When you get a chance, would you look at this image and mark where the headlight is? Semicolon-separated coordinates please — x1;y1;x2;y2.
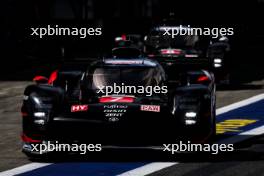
33;119;45;125
213;58;222;68
34;112;46;117
184;112;197;125
214;58;222;63
214;63;222;68
185;112;197;118
185;120;196;125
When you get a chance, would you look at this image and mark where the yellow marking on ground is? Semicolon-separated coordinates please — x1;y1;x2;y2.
216;119;257;134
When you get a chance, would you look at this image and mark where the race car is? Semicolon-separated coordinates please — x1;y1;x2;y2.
21;58;216;156
144;25;231;83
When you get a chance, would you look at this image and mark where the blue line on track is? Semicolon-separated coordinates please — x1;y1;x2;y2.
18;162;146;176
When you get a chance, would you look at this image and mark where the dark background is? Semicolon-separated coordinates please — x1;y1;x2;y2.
1;0;264;82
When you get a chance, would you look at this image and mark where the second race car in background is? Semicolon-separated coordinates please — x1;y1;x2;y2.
144;25;231;84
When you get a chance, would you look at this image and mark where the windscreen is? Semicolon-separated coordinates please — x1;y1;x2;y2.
91;67;156;90
148;29;199;49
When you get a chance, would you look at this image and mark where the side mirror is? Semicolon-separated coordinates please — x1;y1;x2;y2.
33;76;48;84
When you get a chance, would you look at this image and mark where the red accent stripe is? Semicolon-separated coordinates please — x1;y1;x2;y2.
197;75;209;82
99;96;134;103
121;34;126;41
48;70;58;84
21;111;28;117
21;133;42;143
33;76;48;82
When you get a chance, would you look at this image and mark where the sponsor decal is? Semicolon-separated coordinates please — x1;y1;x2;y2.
140;105;160;112
104;104;127;109
103;104;127;120
216;119;257;134
71;105;88;112
108;117;120;122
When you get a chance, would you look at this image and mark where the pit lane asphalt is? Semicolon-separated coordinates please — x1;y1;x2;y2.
0;80;264;175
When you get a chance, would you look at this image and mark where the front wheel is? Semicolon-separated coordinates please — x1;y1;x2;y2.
201;98;216;142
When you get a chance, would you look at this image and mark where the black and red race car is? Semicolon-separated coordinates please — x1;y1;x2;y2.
144;26;231;84
21;57;216;156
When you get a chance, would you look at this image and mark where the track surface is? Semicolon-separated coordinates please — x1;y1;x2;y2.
0;80;264;175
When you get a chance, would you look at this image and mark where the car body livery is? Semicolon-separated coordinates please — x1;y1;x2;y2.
21;58;216;156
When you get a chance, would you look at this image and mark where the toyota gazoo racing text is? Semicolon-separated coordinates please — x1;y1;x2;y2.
21;57;216;157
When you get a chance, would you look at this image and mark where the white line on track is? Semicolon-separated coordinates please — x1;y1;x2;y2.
0;163;51;176
216;93;264;115
1;93;264;176
117;162;178;176
218;124;264;144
